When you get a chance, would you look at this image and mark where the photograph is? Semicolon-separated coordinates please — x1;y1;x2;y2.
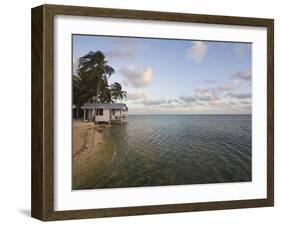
72;34;252;190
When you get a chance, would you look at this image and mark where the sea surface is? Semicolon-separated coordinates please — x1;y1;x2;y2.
89;115;252;189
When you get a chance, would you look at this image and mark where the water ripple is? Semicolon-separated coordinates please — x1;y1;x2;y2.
91;115;252;188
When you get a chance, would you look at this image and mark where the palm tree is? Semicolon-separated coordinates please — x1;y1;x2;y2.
111;82;127;102
77;51;115;103
73;75;82;119
99;80;113;103
73;51;130;119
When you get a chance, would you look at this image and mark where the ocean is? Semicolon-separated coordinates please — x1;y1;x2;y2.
88;115;252;189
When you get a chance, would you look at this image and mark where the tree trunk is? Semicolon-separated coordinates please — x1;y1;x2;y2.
76;106;79;119
96;80;100;103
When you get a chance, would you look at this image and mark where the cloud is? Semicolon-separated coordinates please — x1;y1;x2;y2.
106;38;138;59
226;92;251;99
207;100;248;109
186;41;207;63
137;98;179;106
211;71;251;93
215;83;237;92
173;99;182;104
202;80;217;84
126;91;147;100
140;99;166;106
232;72;251;81
240;100;251;105
119;66;153;88
241;105;252;110
194;88;220;101
105;47;136;59
173;70;251;108
234;43;251;57
196;102;207;106
158;104;178;109
227;101;238;106
179;95;197;103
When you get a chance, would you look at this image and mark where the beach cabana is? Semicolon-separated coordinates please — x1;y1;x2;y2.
81;103;128;124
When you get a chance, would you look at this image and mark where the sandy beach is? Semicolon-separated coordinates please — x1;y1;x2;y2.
72;121;114;189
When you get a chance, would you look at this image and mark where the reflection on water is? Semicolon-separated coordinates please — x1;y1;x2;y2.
88;115;251;189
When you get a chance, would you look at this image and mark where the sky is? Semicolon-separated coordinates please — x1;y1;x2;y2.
73;34;252;115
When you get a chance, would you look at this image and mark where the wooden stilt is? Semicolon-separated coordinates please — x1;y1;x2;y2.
83;109;86;122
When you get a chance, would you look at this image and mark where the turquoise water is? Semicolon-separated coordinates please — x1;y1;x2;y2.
91;115;252;189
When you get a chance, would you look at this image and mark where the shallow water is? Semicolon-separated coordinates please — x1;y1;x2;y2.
85;115;251;189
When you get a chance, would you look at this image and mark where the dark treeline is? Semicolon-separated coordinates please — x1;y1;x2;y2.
73;51;127;119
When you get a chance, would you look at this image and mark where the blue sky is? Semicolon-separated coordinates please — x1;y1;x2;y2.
73;35;252;114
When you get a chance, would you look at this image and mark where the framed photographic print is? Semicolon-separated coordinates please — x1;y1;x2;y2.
31;4;274;221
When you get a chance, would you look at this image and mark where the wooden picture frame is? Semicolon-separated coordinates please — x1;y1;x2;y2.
31;4;274;221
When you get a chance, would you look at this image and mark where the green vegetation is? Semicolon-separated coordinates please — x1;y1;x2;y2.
111;82;127;102
73;51;127;118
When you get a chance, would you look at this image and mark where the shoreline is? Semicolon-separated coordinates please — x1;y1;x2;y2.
72;121;114;189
